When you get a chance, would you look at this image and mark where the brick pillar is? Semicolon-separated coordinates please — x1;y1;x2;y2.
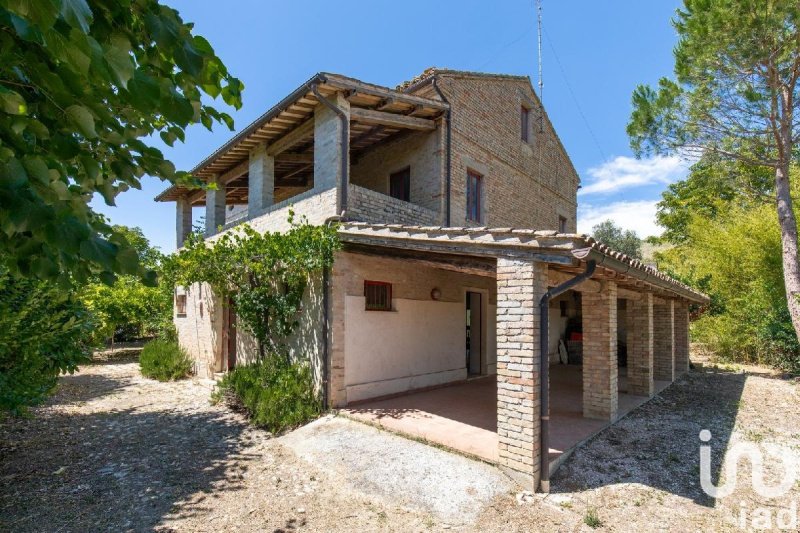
496;257;547;489
248;143;274;216
582;281;618;420
626;293;654;397
176;196;192;249
204;174;225;238
674;301;690;375
653;299;675;381
314;92;350;213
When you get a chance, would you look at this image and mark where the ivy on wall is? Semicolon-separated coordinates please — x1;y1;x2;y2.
171;214;340;359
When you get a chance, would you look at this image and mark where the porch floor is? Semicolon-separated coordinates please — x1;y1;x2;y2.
342;365;671;470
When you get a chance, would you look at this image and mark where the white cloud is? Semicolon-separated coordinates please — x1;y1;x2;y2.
579;155;688;196
578;200;662;238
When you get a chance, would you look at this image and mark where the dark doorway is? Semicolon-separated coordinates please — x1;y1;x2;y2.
225;300;237;371
389;167;411;202
466;291;483;376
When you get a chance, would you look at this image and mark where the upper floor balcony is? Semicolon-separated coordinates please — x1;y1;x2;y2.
156;73;448;247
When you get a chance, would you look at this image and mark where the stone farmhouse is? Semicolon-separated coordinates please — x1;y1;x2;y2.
156;69;708;491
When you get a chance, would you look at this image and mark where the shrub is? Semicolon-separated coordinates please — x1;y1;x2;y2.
139;339;192;381
213;356;321;433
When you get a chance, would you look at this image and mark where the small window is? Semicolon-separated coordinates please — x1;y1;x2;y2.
364;281;392;311
389;167;411;202
521;106;530;142
466;170;483;223
558;215;568;233
175;294;187;317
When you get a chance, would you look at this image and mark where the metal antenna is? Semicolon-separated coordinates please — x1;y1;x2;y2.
537;0;544;134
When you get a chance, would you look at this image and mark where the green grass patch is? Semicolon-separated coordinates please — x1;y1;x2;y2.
584;507;602;529
139;339;192;381
212;356;321;434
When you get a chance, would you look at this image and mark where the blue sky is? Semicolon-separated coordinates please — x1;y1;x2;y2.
93;0;689;253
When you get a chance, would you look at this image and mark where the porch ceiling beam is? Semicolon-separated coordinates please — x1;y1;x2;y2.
275;153;313;164
343;244;496;277
338;234;575;264
350;107;436;131
266;118;315;157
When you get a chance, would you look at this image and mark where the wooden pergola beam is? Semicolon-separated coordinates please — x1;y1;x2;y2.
350;107;436;131
266;118;315;157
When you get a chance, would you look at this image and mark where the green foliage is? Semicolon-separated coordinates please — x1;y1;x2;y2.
212;356;321;434
172;214;340;357
590;219;643;259
80;225;171;343
656;198;800;373
139;339;191;381
0;267;95;414
0;0;242;286
627;0;800;162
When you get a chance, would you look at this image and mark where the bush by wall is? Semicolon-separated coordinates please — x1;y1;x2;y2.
139;339;192;381
213;356;321;434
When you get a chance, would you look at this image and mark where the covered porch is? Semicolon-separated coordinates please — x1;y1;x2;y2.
335;223;708;491
343;365;671;472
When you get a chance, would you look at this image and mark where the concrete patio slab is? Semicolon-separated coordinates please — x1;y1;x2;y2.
280;415;513;524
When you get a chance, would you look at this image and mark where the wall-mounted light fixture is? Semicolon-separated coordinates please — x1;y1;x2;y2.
430;287;441;301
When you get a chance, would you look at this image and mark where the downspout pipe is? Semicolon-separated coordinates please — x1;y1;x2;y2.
319;214;343;409
430;76;452;226
538;254;596;492
310;83;349;217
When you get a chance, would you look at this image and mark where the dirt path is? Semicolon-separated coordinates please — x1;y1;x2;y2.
1;357;799;532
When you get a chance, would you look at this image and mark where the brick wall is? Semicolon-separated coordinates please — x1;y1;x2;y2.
582;281;618;420
495;258;546;489
350;129;443;216
412;74;579;231
674;301;690;375
653;300;675;382
626;293;654;397
347;184;438;226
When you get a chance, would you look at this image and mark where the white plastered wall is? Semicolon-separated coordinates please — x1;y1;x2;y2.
335;251;497;403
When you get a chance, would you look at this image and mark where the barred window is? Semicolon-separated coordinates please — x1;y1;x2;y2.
364;280;392;311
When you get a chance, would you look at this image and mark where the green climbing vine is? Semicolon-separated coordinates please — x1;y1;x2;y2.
170;213;340;359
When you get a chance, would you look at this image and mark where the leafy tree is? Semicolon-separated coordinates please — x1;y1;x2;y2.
591;219;643;259
627;0;800;339
0;0;242;286
656;155;771;244
0;266;95;414
80;225;171;344
172;216;340;360
656;200;800;373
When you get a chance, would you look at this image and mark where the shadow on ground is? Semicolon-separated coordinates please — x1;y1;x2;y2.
0;367;253;533
551;366;747;506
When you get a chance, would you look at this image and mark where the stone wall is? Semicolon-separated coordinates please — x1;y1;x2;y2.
347;184;438;226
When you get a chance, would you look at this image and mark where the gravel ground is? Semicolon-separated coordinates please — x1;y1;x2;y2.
1;354;798;532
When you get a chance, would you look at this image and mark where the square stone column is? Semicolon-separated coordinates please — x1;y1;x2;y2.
674;301;690;375
496;257;547;489
314;92;350;213
204;174;225;238
653;299;675;381
582;281;618;420
249;143;274;216
176;196;192;249
626;293;654;397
